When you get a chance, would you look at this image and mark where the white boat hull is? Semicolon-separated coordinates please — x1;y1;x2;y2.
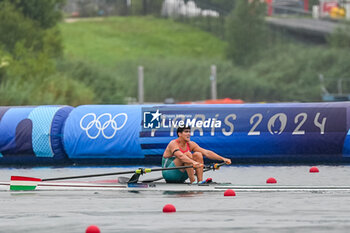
2;180;350;192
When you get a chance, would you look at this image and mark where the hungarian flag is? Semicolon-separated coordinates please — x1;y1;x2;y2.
10;176;41;191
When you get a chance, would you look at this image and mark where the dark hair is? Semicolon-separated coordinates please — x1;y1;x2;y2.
177;126;191;137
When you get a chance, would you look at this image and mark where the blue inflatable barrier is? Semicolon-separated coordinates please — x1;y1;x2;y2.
51;106;75;161
0;106;73;165
62;102;350;164
1;102;350;165
0;106;36;156
63;105;143;161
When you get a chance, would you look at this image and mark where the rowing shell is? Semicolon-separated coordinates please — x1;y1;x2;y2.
2;180;350;192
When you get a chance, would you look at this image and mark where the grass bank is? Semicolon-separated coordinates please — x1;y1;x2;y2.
59;16;350;104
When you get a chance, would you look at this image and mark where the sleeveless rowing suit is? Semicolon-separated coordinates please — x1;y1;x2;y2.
162;140;190;183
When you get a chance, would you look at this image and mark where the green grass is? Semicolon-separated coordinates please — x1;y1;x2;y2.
60;16;227;67
58;16;350;104
58;16;228;103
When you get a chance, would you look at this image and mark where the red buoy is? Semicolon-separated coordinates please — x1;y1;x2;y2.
309;166;319;173
86;225;100;233
163;204;176;213
266;177;277;184
224;189;236;196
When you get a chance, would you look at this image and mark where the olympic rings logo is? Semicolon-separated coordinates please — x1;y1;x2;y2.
80;113;128;139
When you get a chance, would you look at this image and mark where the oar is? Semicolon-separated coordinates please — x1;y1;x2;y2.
141;162;227;183
10;165;194;191
203;162;226;172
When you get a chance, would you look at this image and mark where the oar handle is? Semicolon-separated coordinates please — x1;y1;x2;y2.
204;162;226;172
148;162;225;173
213;162;226;169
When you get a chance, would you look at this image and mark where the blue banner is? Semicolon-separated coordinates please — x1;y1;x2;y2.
64;105;144;159
140;103;348;157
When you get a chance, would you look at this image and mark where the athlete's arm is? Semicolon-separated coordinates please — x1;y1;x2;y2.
168;141;202;167
190;142;231;164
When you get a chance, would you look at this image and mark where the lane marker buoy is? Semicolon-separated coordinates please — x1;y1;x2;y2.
163;204;176;213
224;189;236;196
309;166;319;173
86;225;100;233
266;177;277;184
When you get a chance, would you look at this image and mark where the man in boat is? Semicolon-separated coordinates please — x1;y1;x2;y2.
162;126;231;183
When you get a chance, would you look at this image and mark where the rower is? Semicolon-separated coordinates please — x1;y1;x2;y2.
162;126;232;183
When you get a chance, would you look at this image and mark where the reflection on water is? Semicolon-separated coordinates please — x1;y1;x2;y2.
10;192;38;197
162;191;205;197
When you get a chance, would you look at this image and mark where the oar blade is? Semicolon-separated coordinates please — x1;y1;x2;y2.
10;176;41;191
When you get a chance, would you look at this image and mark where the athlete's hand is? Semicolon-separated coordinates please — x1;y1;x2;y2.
223;158;231;165
192;161;204;168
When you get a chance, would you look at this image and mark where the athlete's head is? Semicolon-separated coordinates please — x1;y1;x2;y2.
177;126;191;141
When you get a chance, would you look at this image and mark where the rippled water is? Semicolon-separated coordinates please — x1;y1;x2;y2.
1;165;350;233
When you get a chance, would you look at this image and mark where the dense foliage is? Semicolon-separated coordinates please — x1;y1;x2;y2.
225;0;268;66
2;0;350;105
0;0;95;106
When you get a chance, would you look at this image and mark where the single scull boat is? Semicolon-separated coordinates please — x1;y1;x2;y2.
3;163;350;192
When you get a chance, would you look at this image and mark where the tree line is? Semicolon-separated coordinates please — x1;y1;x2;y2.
0;0;94;105
1;0;350;105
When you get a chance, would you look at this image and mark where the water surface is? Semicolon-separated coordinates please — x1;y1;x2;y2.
0;165;349;233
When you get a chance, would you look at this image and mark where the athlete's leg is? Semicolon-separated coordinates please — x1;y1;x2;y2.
192;152;204;182
174;152;196;183
162;157;188;183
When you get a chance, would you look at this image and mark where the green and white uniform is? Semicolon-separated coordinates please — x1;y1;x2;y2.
162;157;188;183
162;140;191;183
